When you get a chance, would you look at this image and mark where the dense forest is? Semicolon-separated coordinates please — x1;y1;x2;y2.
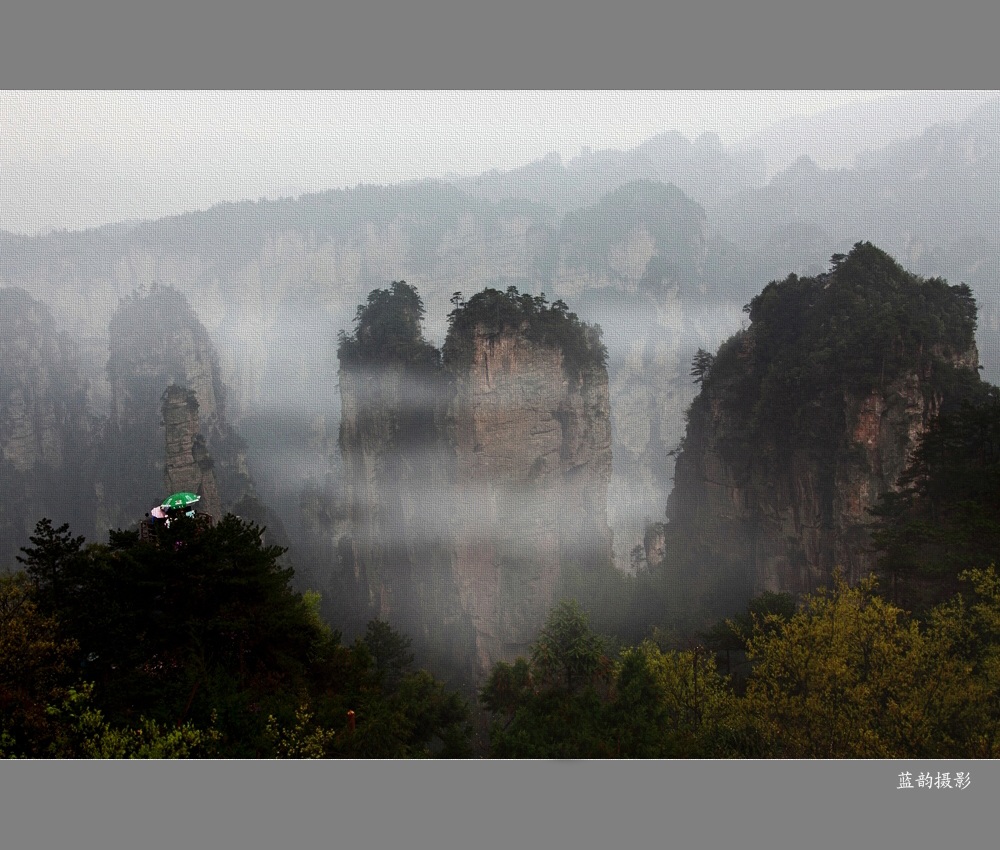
6;99;1000;757
5;516;1000;758
5;243;1000;758
2;516;470;758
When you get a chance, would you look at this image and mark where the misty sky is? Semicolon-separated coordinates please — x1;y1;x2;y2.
1;91;995;235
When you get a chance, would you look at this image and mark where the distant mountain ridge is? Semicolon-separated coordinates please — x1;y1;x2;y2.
3;100;1000;581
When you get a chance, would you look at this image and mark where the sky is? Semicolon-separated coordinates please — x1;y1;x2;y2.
0;91;991;235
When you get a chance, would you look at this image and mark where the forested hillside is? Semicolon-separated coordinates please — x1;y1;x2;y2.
5;101;1000;756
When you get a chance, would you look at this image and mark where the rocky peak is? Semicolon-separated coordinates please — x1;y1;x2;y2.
444;289;612;676
333;284;613;680
107;285;225;427
661;243;983;620
0;288;95;565
99;286;249;529
335;282;469;675
161;385;222;520
0;288;83;474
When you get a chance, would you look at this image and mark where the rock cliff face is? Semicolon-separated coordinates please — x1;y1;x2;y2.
0;289;83;474
0;288;96;565
448;323;613;674
337;359;464;653
548;180;728;568
334;283;475;677
161;385;223;520
334;284;612;679
0;179;737;572
660;244;983;620
108;286;225;428
100;286;250;530
667;364;973;605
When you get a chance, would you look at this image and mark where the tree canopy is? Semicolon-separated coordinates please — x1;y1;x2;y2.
337;281;440;368
692;242;981;466
2;515;471;758
872;389;1000;610
480;569;1000;758
443;286;607;380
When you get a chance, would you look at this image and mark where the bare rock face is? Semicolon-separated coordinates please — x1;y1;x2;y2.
669;365;967;607
0;288;96;564
101;286;250;528
660;244;983;621
334;284;613;680
108;286;225;429
449;325;613;676
546;180;737;569
161;385;222;520
0;289;77;474
334;282;475;677
337;358;476;678
338;362;454;606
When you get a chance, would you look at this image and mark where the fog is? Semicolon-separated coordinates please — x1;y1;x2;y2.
2;91;991;235
4;90;1000;675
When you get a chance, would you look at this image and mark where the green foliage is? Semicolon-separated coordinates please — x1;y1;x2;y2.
266;699;337;758
0;571;79;757
704;591;797;651
337;281;440;368
479;601;614;757
742;570;1000;758
529;600;607;692
689;348;715;384
362;619;415;691
16;519;88;614
15;504;1000;759
442;286;607;380
42;682;222;759
328;645;472;758
555;559;639;646
702;590;797;685
612;641;740;757
479;600;739;758
482;570;1000;758
7;516;472;758
872;390;1000;609
697;242;980;467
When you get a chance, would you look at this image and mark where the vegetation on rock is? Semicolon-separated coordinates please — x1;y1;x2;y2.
872;388;1000;610
337;281;440;368
695;241;979;466
443;285;607;380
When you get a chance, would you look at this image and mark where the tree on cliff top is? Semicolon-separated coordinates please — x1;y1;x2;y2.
442;285;606;379
337;281;440;368
692;242;981;465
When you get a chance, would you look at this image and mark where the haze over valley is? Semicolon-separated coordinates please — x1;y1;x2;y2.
5;92;1000;757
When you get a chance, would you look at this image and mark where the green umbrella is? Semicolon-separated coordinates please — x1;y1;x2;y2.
161;491;201;510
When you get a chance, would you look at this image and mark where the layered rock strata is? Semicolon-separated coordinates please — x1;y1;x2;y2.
448;327;613;674
660;244;983;620
161;385;223;520
335;286;613;679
